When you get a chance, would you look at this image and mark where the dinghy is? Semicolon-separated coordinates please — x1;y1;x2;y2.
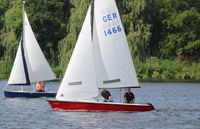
4;2;57;98
48;0;154;111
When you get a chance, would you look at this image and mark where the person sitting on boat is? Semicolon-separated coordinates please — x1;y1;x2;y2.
101;88;113;102
124;88;135;103
36;82;45;92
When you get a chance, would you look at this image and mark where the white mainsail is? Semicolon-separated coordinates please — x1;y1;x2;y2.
23;12;56;82
93;0;139;88
8;11;56;85
56;6;98;101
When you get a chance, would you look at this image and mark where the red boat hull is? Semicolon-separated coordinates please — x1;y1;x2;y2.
47;99;154;112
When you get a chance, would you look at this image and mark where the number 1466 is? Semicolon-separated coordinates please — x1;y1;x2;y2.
104;26;121;36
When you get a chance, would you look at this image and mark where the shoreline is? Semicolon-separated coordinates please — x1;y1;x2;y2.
140;79;200;83
1;78;200;83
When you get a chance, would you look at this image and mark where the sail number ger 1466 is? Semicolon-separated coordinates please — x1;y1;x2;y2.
102;12;122;36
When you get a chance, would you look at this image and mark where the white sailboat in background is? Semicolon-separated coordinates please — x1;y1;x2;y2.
48;0;154;111
4;1;57;98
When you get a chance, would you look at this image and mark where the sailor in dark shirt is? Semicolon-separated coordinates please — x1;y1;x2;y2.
101;89;112;102
124;88;135;103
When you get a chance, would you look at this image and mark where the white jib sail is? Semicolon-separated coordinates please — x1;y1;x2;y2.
56;6;98;101
23;12;56;82
8;39;27;84
93;0;139;88
8;12;56;85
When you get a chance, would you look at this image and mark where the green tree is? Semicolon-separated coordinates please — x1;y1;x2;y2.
58;0;90;76
26;0;70;65
116;0;152;62
158;0;200;61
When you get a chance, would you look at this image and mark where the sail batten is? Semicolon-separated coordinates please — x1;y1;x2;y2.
103;79;121;84
68;81;82;86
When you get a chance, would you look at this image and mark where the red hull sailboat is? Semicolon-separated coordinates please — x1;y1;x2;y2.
48;0;154;112
48;99;154;112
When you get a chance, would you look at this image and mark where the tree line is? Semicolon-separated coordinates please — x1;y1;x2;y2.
0;0;199;80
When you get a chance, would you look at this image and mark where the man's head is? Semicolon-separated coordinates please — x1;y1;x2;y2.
127;88;132;93
102;88;106;91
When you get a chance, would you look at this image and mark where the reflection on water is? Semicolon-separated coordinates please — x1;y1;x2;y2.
0;81;200;129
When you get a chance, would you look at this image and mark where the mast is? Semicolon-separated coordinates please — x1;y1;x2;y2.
90;0;94;40
21;0;30;85
90;0;101;100
90;0;98;87
22;1;25;41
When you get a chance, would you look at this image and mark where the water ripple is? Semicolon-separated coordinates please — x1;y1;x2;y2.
1;81;200;129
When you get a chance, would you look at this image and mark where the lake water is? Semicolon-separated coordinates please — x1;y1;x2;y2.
0;81;200;129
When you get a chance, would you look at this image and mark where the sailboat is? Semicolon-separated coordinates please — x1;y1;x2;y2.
48;0;154;111
4;2;57;98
